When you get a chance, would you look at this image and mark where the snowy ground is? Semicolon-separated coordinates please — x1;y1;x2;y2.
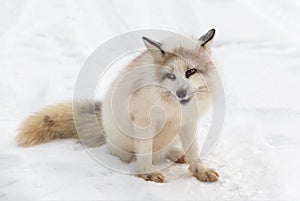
1;0;300;200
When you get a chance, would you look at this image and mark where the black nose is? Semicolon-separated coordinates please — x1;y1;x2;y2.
176;89;187;98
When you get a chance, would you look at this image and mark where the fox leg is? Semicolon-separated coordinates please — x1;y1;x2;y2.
134;138;165;183
179;125;219;182
166;146;187;164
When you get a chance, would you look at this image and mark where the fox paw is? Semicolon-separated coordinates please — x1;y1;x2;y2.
138;172;165;183
167;147;187;164
175;155;187;164
190;167;219;182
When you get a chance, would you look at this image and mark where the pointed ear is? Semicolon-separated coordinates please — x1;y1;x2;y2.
142;36;165;62
199;29;216;46
142;36;165;53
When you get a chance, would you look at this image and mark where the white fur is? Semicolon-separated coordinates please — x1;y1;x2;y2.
102;37;216;175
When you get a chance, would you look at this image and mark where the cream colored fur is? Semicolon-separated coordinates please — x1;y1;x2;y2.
17;29;219;183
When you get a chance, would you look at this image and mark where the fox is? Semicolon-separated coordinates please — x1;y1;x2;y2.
17;29;220;183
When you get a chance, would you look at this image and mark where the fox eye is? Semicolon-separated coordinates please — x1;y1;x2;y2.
186;68;197;78
166;73;176;80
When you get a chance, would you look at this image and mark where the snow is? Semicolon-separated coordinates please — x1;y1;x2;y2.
1;0;300;200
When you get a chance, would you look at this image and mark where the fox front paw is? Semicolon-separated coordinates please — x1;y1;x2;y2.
190;167;219;182
138;172;165;183
175;155;187;164
167;147;187;164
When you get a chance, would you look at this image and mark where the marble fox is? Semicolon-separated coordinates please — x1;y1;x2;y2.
17;29;220;183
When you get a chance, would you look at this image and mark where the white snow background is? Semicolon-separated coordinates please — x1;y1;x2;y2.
1;0;300;200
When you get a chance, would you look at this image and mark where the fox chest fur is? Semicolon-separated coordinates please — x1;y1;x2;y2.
129;86;182;152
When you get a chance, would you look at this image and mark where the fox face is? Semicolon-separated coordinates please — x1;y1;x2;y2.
156;53;209;106
142;29;216;106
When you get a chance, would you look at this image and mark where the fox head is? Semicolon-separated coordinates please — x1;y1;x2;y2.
142;29;216;106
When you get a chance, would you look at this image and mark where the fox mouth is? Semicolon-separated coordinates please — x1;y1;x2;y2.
179;98;191;106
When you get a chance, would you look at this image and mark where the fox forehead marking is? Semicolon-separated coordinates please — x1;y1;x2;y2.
163;56;197;76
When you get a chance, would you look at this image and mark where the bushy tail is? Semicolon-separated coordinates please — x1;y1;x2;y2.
17;100;106;147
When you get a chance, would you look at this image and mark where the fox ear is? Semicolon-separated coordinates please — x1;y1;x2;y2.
142;36;165;62
142;36;165;53
199;29;215;46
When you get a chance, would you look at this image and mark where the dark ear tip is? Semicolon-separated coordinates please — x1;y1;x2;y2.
142;36;165;54
142;36;154;45
142;36;151;43
209;28;216;35
199;28;216;46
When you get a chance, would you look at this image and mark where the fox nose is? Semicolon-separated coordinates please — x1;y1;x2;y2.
176;89;187;98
